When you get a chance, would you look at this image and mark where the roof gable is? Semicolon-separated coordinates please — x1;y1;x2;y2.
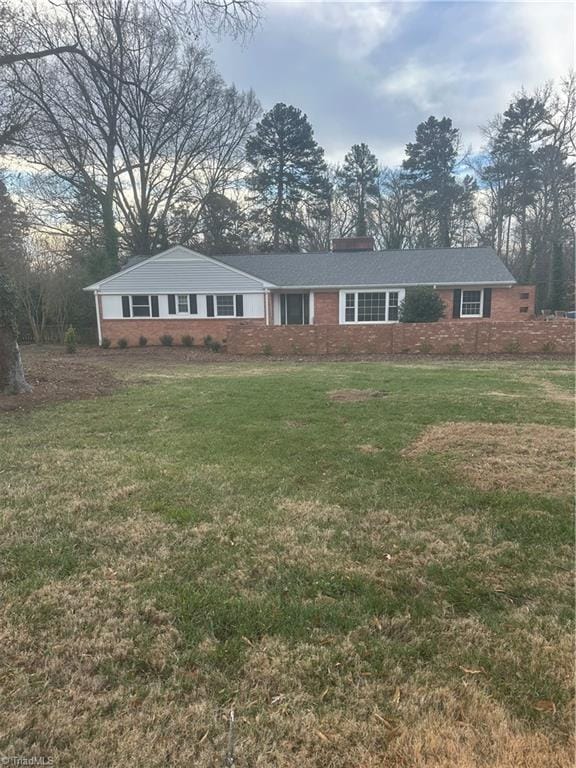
84;246;274;293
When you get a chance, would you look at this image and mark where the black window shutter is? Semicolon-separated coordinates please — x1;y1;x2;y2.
122;296;131;318
151;295;159;317
452;289;461;319
189;294;197;314
206;295;214;317
235;295;244;317
482;288;492;318
168;295;176;314
303;294;310;324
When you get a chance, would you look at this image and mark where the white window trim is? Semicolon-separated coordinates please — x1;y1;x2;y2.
340;289;405;324
176;294;189;314
215;294;236;318
130;295;151;318
460;289;484;318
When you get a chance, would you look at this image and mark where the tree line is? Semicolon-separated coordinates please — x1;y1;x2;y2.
0;0;574;353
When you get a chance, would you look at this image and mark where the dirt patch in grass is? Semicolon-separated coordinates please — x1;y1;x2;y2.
328;388;387;402
0;350;121;412
358;444;383;454
404;422;574;497
538;379;574;404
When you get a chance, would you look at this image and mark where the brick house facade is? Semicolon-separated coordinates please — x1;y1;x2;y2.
86;240;538;349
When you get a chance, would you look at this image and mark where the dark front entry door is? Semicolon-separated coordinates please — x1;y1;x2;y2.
280;293;310;325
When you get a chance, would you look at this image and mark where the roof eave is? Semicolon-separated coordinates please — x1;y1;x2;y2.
270;280;517;290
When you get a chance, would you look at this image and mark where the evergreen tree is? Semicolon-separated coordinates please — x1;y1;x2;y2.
547;241;566;311
65;183;108;281
491;96;546;271
0;179;30;393
246;103;329;251
0;178;27;271
335;143;379;236
200;192;251;254
402;116;461;247
453;175;478;247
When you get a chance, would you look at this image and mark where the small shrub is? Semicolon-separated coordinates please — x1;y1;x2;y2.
503;339;521;354
203;335;213;348
448;343;461;355
101;337;111;349
181;334;194;347
117;337;128;349
160;334;173;347
399;286;445;323
64;325;77;354
208;340;222;352
262;343;273;356
138;335;148;347
541;341;556;353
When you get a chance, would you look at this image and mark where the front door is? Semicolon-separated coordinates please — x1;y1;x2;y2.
280;293;310;325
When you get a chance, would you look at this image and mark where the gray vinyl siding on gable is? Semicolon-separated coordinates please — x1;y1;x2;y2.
96;260;266;294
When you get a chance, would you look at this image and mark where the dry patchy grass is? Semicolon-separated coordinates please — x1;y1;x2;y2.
327;388;387;402
0;358;573;766
404;421;574;497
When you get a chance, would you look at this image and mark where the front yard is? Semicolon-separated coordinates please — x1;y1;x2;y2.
0;350;573;766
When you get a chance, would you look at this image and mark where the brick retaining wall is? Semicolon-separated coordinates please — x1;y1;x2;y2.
227;321;574;356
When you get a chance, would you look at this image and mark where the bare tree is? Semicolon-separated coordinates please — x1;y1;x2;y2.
8;0;259;263
0;0;259;394
375;168;415;249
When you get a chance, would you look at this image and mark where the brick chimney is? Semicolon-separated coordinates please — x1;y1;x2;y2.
331;236;374;252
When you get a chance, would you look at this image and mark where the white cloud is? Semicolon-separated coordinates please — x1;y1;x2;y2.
500;1;574;85
270;0;418;60
378;58;463;110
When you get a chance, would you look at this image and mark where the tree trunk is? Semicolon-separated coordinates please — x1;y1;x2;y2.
0;326;32;394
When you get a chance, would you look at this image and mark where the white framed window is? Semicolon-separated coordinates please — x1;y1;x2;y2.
177;294;189;313
216;295;235;317
461;289;483;317
341;290;404;324
131;295;150;317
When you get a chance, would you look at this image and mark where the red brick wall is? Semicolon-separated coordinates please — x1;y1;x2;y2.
227;321;574;356
436;286;536;320
308;287;537;326
100;318;263;346
313;292;339;324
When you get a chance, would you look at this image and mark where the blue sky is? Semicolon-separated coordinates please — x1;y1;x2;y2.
212;1;575;166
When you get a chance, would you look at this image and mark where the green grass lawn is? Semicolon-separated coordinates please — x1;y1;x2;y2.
0;356;573;767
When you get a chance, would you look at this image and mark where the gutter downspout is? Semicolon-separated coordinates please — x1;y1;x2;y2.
94;291;102;346
264;289;270;326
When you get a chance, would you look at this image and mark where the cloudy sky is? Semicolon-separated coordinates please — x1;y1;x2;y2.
213;0;574;167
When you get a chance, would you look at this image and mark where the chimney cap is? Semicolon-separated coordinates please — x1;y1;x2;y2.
332;237;374;252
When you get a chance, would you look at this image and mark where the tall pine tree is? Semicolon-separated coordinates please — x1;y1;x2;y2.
336;143;379;237
0;178;31;393
246;103;329;251
402;116;460;247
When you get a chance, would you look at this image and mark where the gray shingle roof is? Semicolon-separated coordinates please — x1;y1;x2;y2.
215;246;516;288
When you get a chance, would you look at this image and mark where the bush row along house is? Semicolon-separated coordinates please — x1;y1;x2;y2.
85;237;536;346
